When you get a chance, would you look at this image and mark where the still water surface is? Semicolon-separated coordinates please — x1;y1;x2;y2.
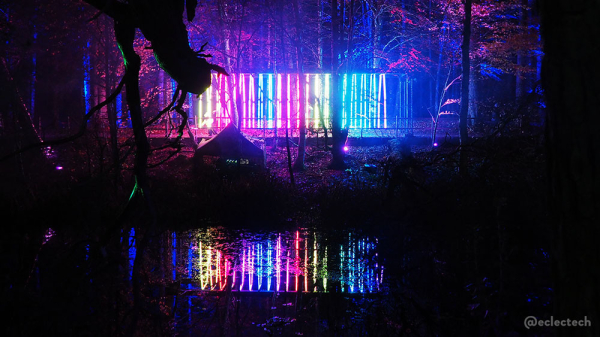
129;227;384;294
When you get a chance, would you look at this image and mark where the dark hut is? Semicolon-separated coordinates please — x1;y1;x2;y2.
193;123;265;170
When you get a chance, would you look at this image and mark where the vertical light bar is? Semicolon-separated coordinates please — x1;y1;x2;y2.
323;246;328;292
374;74;379;128
267;240;273;291
371;74;377;128
378;74;383;129
225;75;232;126
352;237;357;293
349;233;354;293
296;75;300;129
231;257;236;290
324;74;330;127
313;232;317;291
358;74;363;129
295;231;299;292
313;74;320;126
382;74;387;128
305;74;310;127
276;74;282;128
359;239;364;293
208;248;213;289
304;233;308;292
287;74;291;129
221;75;226;127
405;78;412;127
257;244;262;290
217;250;222;290
362;74;367;129
187;234;193;286
235;73;240;128
286;248;290;292
352;74;357;129
375;251;379;291
207;75;214;129
233;74;238;127
188;93;193;129
240;248;246;291
342;74;347;127
225;259;229;289
197;91;203;128
276;235;281;292
268;74;274;128
241;74;246;128
249;74;256;128
249;244;254;291
258;74;264;128
216;75;222;128
340;245;344;292
199;241;204;289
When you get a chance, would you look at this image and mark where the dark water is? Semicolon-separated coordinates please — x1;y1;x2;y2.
127;227;386;335
36;227;386;336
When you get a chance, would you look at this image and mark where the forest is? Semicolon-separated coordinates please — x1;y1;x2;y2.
1;0;598;336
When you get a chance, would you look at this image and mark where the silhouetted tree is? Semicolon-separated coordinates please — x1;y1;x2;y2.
459;0;471;173
540;1;600;336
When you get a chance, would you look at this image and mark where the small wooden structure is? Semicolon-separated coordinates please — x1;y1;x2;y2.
193;123;265;171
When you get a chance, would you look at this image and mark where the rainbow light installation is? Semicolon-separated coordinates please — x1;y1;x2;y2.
193;73;411;131
173;229;384;294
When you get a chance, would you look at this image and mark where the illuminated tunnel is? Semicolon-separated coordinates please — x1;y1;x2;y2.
192;73;413;134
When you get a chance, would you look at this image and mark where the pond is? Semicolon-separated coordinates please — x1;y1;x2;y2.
126;227;386;335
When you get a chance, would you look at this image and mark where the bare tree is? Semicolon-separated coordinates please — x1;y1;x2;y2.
459;0;472;174
292;0;306;171
329;0;346;169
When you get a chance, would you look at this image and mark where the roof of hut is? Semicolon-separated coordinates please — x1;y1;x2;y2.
194;123;264;163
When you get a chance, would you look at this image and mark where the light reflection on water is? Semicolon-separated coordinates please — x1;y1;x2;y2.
131;228;384;294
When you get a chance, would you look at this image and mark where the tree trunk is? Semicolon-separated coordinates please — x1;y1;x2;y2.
105;16;120;183
292;0;306;171
329;0;346;169
540;1;600;336
468;74;477;126
459;0;471;174
317;0;323;69
115;20;157;337
284;77;295;187
218;0;238;128
372;5;380;69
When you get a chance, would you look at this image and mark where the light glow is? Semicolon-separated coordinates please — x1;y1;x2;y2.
176;229;382;294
